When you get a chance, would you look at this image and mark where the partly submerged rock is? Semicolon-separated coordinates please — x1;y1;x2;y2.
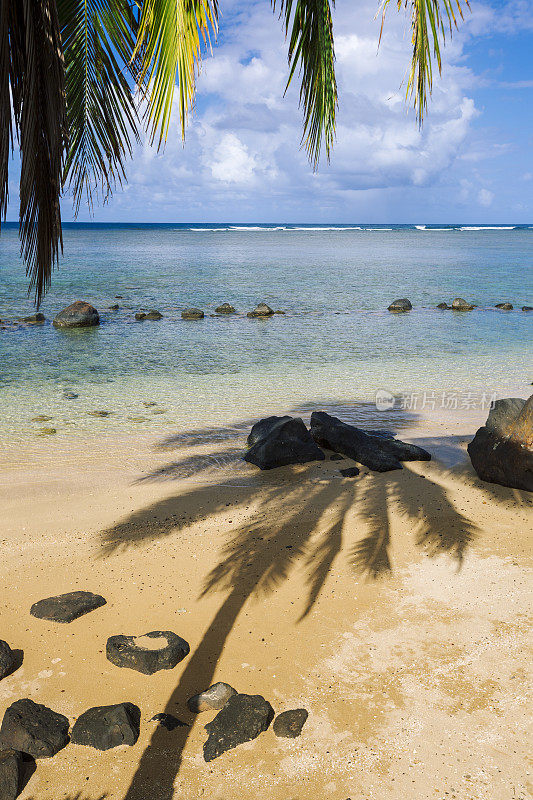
0;748;23;800
63;391;78;399
272;709;308;738
0;641;14;681
135;312;147;321
214;303;236;314
31;415;52;422
522;306;533;311
203;694;274;762
495;302;513;310
437;302;450;309
181;308;204;320
244;416;325;470
247;303;274;318
21;313;45;324
451;297;474;311
145;310;163;320
36;428;57;436
109;304;120;310
53;301;99;328
187;683;237;713
71;703;140;750
30;591;106;623
87;410;112;417
310;411;431;472
387;298;412;312
106;631;190;675
467;396;533;491
0;699;69;758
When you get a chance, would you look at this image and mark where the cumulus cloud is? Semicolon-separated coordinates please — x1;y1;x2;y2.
478;188;495;206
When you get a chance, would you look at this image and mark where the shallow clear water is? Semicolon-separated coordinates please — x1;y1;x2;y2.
1;223;532;440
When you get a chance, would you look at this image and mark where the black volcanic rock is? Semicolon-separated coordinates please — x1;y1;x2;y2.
310;411;431;472
468;396;533;491
30;591;106;623
0;700;69;758
203;694;274;762
106;631;190;675
71;703;140;750
244;416;325;470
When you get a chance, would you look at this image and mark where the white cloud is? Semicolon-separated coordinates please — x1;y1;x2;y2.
208;133;260;183
478;188;495;206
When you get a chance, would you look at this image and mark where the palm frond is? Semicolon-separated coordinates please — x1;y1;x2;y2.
381;0;467;125
134;0;219;147
17;0;67;306
274;0;337;168
58;0;140;213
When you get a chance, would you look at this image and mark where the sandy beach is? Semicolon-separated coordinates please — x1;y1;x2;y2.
1;403;531;800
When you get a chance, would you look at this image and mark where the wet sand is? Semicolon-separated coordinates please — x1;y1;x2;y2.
0;407;532;800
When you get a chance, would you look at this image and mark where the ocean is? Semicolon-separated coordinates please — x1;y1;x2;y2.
1;222;532;442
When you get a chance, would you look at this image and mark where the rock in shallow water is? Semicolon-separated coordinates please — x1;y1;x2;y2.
30;591;106;623
188;683;237;713
495;302;513;310
0;641;14;681
247;302;274;318
451;297;474;311
310;411;431;472
21;313;45;324
71;703;140;750
387;298;412;312
244;416;325;470
0;748;23;800
272;708;308;738
53;301;99;328
203;694;274;762
214;303;236;314
0;699;69;758
106;631;190;675
181;308;204;320
467;396;533;491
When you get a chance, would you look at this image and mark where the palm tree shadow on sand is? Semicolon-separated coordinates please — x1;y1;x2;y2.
96;402;521;800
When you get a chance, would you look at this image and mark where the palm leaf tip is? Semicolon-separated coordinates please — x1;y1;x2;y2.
134;0;219;148
381;0;467;125
274;0;338;168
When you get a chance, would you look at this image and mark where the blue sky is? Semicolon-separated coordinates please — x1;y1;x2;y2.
6;0;533;223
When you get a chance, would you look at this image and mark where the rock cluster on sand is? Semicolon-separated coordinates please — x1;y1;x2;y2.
387;298;412;312
0;748;22;800
30;591;106;623
0;641;14;680
181;308;204;320
310;411;431;472
214;303;236;314
71;703;140;751
272;709;308;738
106;631;190;675
188;683;237;713
203;694;274;762
0;699;69;758
247;303;274;318
468;395;533;491
244;416;325;470
53;301;99;328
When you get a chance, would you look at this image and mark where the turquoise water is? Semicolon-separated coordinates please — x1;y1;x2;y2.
0;223;532;439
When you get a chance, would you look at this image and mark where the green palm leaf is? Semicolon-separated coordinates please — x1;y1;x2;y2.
58;0;141;213
134;0;219;147
274;0;337;168
381;0;467;124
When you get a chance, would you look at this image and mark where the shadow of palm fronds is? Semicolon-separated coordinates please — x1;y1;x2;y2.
349;475;392;579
